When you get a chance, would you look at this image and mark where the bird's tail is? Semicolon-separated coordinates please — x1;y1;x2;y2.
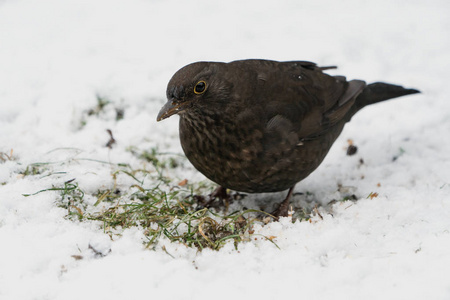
354;82;420;113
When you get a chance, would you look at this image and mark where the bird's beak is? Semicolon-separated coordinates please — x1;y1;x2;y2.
157;100;187;121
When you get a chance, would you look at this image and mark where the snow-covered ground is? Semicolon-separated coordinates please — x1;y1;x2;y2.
1;0;449;299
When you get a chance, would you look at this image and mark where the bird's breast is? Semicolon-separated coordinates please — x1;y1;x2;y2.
179;111;270;189
180;112;261;165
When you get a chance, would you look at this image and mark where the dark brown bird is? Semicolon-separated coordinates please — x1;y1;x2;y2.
157;59;419;216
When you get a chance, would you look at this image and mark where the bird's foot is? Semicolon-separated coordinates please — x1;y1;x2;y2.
271;186;295;220
194;186;230;210
209;186;229;201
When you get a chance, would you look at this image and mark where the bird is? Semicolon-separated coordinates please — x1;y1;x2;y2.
157;59;419;217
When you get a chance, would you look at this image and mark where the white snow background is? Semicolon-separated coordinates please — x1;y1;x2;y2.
1;0;449;299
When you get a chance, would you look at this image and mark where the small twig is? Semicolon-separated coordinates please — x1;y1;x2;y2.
105;129;116;149
88;244;111;258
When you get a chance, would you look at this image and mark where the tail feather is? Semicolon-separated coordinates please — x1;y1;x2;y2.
355;82;420;112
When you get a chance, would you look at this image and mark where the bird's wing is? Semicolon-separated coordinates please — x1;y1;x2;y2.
300;78;366;140
268;61;365;138
258;61;366;155
230;60;366;185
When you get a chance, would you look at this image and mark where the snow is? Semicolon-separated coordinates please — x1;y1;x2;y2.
1;0;450;299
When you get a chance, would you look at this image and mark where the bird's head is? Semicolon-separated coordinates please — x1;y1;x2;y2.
157;62;232;121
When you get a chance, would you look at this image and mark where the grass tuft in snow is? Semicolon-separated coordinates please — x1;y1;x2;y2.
0;149;15;162
127;146;182;172
79;95;125;128
86;184;277;250
22;149;283;251
23;178;86;220
19;162;52;177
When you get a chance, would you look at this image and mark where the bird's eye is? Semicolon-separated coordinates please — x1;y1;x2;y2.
194;81;207;94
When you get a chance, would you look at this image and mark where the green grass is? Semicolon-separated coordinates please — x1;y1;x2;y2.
22;148;282;251
19;162;52;177
86;183;277;250
79;95;125;128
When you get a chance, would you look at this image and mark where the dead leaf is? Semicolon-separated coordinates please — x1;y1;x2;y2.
178;179;188;186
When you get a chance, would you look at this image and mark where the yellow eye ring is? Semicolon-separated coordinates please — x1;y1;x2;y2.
194;81;207;94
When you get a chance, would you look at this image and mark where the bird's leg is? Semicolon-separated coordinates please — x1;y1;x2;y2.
272;186;295;219
209;186;228;200
197;186;230;209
